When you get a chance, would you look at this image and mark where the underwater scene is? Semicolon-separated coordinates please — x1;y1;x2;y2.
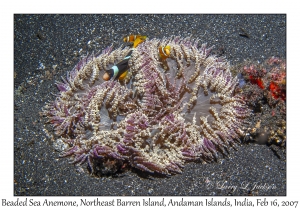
14;14;286;196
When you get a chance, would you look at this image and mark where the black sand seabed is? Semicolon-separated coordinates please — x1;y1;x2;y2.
14;14;286;196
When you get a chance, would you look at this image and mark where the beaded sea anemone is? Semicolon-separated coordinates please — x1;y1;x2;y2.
43;36;251;175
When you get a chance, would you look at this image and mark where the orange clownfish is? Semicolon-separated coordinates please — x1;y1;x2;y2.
123;34;147;48
158;45;171;61
123;34;147;43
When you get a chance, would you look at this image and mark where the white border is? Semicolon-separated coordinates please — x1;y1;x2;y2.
2;1;298;209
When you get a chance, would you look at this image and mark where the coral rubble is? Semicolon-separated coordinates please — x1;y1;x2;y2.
238;57;286;148
43;37;251;175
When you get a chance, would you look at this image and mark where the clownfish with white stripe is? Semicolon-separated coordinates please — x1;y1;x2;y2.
123;34;147;48
102;50;132;81
102;35;147;81
123;34;147;44
158;45;171;61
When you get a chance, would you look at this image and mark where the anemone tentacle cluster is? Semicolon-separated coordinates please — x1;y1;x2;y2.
43;36;251;175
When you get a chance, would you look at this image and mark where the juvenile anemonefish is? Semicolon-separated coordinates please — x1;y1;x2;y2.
103;35;147;81
123;34;147;48
123;34;147;43
158;45;171;61
133;37;146;48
